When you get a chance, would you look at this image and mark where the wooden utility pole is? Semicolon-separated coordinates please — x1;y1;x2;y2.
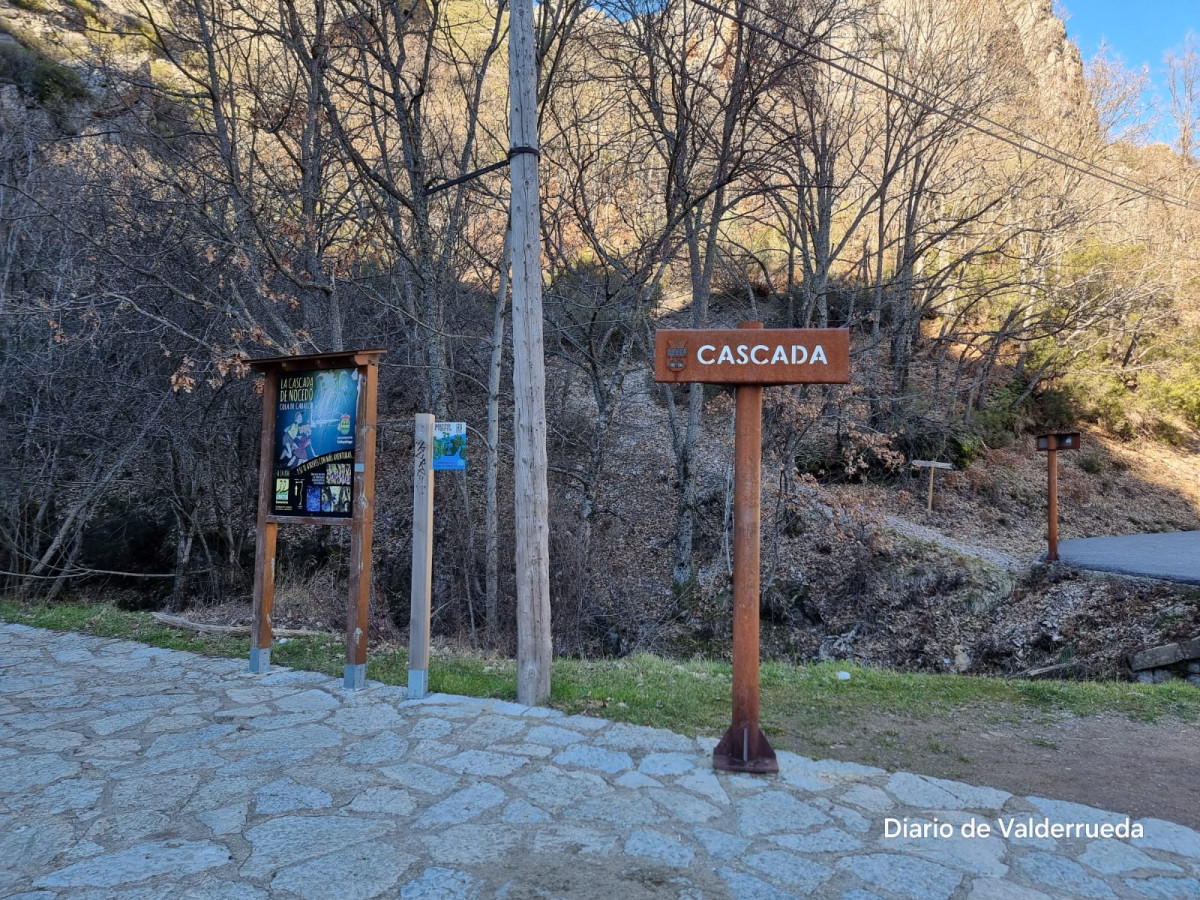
509;0;552;706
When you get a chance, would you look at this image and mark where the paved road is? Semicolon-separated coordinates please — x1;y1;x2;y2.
1056;531;1200;585
3;624;1199;899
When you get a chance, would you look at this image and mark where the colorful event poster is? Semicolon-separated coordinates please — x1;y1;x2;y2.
271;368;359;517
432;422;466;471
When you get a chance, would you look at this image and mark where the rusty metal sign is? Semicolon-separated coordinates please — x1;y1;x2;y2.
654;328;850;385
1036;432;1081;452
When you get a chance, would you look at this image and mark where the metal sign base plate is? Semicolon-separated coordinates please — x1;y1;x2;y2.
343;663;367;691
712;725;779;774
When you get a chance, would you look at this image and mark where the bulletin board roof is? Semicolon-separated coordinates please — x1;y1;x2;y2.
249;349;387;373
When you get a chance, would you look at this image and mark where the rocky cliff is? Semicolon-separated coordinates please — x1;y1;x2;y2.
998;0;1092;124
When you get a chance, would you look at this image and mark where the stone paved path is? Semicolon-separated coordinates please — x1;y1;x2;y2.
3;624;1199;900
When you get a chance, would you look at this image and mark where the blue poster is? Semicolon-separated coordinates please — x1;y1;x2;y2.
272;368;359;517
432;422;466;471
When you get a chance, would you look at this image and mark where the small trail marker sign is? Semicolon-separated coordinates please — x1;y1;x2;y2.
409;417;470;699
655;323;850;774
432;422;467;471
911;460;954;514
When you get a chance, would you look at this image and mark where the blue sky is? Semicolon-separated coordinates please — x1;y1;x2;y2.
1063;1;1196;81
1062;0;1195;70
1061;0;1197;141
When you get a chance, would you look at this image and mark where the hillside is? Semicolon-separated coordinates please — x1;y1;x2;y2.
481;329;1200;678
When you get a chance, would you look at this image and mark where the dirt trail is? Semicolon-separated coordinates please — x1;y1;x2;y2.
884;515;1025;573
779;707;1200;831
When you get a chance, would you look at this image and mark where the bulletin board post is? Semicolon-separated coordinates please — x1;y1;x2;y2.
248;349;385;689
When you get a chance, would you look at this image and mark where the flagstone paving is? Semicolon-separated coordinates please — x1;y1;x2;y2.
3;623;1199;899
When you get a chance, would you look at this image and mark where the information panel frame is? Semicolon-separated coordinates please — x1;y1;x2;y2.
248;349;385;689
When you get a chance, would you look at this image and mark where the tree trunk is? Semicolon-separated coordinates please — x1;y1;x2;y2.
486;226;512;639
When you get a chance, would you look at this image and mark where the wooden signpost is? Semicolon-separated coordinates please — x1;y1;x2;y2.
248;349;385;690
407;416;467;700
911;460;954;514
655;323;850;773
1036;431;1081;561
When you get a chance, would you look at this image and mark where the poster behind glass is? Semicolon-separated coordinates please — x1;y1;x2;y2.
272;368;359;518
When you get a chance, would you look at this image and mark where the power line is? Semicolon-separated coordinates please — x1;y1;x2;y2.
803;38;1196;210
687;0;1196;211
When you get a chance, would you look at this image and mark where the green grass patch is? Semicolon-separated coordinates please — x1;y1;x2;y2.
4;598;1198;739
0;598;249;657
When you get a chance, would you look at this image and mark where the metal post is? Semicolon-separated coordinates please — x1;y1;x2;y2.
408;413;435;699
1047;444;1059;561
713;322;777;774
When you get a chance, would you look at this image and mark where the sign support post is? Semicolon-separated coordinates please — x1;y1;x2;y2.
250;373;280;674
1048;444;1059;560
719;324;773;772
655;321;850;773
1036;432;1081;562
344;359;380;690
408;413;435;699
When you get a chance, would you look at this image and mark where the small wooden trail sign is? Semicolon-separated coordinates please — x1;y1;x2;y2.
655;323;850;774
409;415;470;699
655;327;850;385
248;349;385;690
911;460;954;514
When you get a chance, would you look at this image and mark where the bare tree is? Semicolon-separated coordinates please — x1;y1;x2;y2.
1165;33;1199;163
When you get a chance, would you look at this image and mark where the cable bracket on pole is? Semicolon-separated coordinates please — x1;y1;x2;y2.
423;147;541;197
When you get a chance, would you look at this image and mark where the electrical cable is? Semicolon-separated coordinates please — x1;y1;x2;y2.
708;0;1195;208
686;0;1196;211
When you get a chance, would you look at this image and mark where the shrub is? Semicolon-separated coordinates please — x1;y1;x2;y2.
1077;451;1105;475
948;433;986;468
0;40;89;117
971;380;1024;448
1030;387;1076;431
